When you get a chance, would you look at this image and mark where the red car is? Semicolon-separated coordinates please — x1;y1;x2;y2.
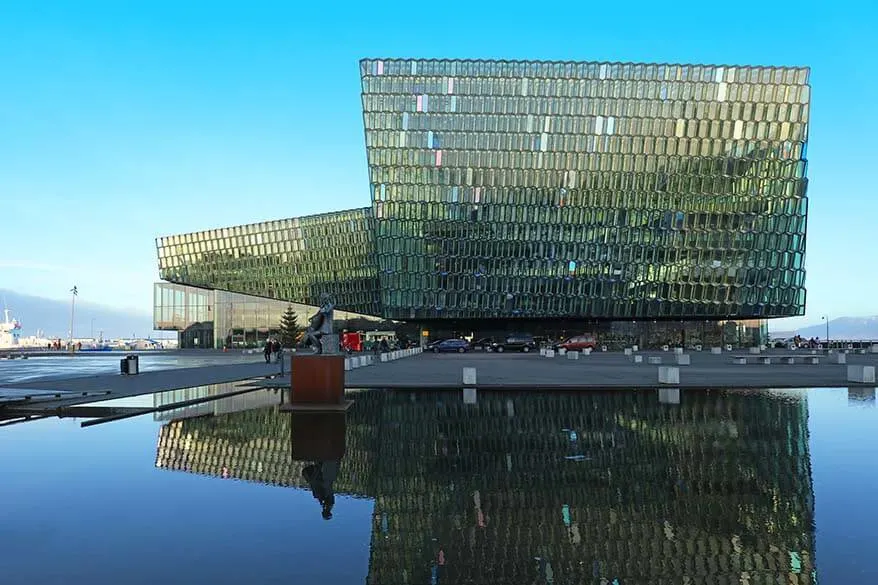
555;334;597;352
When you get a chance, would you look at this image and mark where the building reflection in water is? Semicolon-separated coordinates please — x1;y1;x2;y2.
155;388;817;584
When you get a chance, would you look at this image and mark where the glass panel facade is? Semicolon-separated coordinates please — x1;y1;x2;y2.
156;209;380;315
360;58;810;320
154;58;810;328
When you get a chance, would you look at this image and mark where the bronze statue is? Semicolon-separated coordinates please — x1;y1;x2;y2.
303;294;335;354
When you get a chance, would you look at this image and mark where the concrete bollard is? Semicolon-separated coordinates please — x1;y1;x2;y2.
462;367;477;385
648;356;662;365
760;357;772;365
344;358;352;371
381;353;389;362
676;354;690;366
633;355;643;363
871;344;878;354
545;349;555;358
601;345;607;352
632;345;639;352
759;344;766;351
725;344;733;352
749;347;761;354
695;344;703;352
558;348;567;356
540;348;547;356
658;387;681;404
834;353;847;365
658;366;680;384
673;347;683;355
624;348;632;356
567;351;579;360
463;387;477;404
847;365;876;384
711;347;722;355
583;348;592;355
662;345;669;352
733;357;747;365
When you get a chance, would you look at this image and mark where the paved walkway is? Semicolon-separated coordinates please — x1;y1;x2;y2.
343;349;878;389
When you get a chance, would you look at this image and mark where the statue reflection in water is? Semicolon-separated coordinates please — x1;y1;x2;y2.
302;460;339;520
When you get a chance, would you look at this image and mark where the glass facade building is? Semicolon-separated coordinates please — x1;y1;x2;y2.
362;58;809;321
156;58;810;342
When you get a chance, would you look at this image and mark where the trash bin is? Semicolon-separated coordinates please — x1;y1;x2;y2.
121;354;139;375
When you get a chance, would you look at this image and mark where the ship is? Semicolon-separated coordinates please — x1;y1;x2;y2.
0;308;23;349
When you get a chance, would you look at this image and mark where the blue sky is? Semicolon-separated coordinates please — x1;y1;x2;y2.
1;0;875;332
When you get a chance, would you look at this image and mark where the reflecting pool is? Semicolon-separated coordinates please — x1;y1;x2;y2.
1;387;876;584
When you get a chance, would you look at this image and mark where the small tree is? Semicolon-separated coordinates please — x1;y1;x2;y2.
278;306;300;348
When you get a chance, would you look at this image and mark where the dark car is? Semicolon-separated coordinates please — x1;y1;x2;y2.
471;337;495;351
491;334;537;353
432;338;471;353
425;339;446;351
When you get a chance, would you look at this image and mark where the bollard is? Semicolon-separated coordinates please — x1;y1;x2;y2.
567;351;579;360
558;348;567;356
725;344;732;352
632;345;639;352
673;347;683;355
601;345;607;352
344;358;352;371
834;353;847;364
733;357;747;365
806;356;819;365
847;365;876;383
676;354;690;366
463;387;477;404
711;347;722;354
583;348;592;355
871;344;878;354
624;348;632;356
749;347;761;354
545;349;555;358
381;353;389;362
760;357;772;365
662;345;669;352
463;367;477;385
695;344;703;352
633;355;643;363
540;348;547;356
658;366;680;385
648;356;662;365
783;357;796;364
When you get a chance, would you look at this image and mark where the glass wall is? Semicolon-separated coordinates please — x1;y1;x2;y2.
360;58;810;320
153;283;384;349
155;208;381;315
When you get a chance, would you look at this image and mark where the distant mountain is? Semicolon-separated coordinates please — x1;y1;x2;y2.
796;317;878;341
0;289;156;339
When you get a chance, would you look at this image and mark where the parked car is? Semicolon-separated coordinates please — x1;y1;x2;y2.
425;339;446;351
432;339;471;353
471;337;495;351
555;334;597;352
491;334;537;353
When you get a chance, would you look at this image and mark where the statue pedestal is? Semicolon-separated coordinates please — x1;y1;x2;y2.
283;354;351;412
290;411;347;461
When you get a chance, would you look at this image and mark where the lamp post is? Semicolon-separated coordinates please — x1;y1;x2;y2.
69;286;78;348
821;315;830;349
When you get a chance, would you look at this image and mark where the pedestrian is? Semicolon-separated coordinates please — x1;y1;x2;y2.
272;339;281;362
263;339;272;364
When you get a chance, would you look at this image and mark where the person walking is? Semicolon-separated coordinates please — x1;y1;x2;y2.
263;339;272;364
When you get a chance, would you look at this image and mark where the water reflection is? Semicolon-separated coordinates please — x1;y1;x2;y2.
155;389;816;584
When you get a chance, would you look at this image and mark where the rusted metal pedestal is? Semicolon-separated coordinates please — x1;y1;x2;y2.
281;354;352;412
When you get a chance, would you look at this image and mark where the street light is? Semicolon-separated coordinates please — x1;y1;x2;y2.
69;286;78;347
821;315;830;348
